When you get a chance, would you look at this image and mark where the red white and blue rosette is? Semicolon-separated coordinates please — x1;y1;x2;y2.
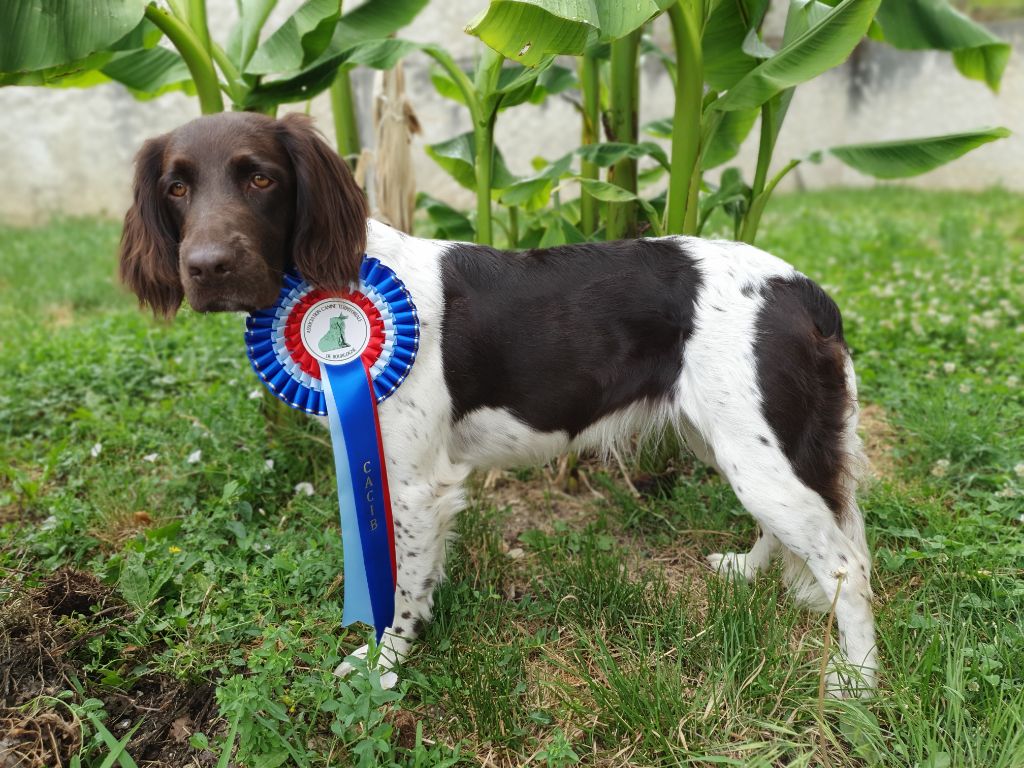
245;257;419;641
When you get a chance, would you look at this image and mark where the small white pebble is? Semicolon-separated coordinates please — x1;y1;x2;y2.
187;450;202;465
90;443;102;458
142;453;159;463
294;482;314;496
506;547;525;560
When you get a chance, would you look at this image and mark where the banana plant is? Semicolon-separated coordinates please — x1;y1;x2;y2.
467;0;1011;245
0;0;427;117
468;0;677;239
702;0;1011;242
423;47;576;245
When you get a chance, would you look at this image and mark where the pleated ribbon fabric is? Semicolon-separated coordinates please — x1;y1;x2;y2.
245;258;419;640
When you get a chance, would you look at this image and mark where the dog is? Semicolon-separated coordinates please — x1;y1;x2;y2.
119;111;877;694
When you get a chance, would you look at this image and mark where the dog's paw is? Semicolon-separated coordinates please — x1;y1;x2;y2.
333;644;398;690
824;668;874;699
706;552;754;580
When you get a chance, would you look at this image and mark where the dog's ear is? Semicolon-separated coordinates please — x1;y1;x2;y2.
278;113;368;290
119;134;183;318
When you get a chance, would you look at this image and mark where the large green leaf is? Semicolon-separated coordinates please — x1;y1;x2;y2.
538;212;587;247
698;166;751;235
577;178;663;235
243;39;419;109
702;107;759;170
828;127;1010;179
0;51;113;87
874;0;1010;92
702;0;772;91
714;0;881;112
498;153;574;210
245;0;341;75
576;142;670;170
416;193;476;241
0;0;148;74
244;0;428;107
334;0;430;50
226;0;279;70
425;132;519;192
102;47;193;99
465;0;676;66
431;65;472;107
485;59;554;112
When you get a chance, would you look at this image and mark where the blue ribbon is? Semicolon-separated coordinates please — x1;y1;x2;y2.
321;361;395;642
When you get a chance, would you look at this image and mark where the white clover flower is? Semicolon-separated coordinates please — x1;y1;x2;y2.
265;459;275;471
943;362;957;374
1014;463;1024;479
294;482;314;496
1007;376;1019;388
959;382;972;394
931;459;950;478
187;449;202;464
142;453;159;463
248;389;263;400
90;443;102;458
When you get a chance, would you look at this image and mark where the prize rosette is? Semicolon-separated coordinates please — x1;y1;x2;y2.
245;257;419;641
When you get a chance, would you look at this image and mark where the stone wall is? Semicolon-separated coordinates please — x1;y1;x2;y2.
0;2;1019;224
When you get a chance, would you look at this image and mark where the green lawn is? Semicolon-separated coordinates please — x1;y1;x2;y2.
956;0;1024;20
1;188;1022;767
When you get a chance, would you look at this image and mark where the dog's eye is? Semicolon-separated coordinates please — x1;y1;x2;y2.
168;181;187;198
251;174;273;190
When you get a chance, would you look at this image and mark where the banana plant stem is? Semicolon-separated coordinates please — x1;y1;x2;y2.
473;109;498;245
330;68;361;165
422;45;496;244
580;50;601;237
144;4;223;114
187;0;212;55
665;0;704;235
606;30;641;239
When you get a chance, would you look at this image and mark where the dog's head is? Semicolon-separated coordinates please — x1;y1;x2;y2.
119;112;368;316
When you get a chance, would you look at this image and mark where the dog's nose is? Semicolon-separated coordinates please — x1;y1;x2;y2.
185;245;235;281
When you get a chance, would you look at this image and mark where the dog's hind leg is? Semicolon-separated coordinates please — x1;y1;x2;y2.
706;526;778;581
679;284;875;692
680;418;779;580
335;451;468;684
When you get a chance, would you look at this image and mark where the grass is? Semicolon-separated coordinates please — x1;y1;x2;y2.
955;0;1024;20
1;187;1022;766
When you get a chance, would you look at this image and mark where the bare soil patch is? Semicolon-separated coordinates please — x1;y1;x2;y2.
0;569;220;768
859;403;899;480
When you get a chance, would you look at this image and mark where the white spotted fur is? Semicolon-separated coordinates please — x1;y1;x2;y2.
334;221;876;695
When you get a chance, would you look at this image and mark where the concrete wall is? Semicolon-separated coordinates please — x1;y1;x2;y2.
0;2;1020;224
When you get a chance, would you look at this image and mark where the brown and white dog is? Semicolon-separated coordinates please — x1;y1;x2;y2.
120;111;876;694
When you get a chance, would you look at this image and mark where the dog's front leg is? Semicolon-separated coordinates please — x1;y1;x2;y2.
335;453;468;685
